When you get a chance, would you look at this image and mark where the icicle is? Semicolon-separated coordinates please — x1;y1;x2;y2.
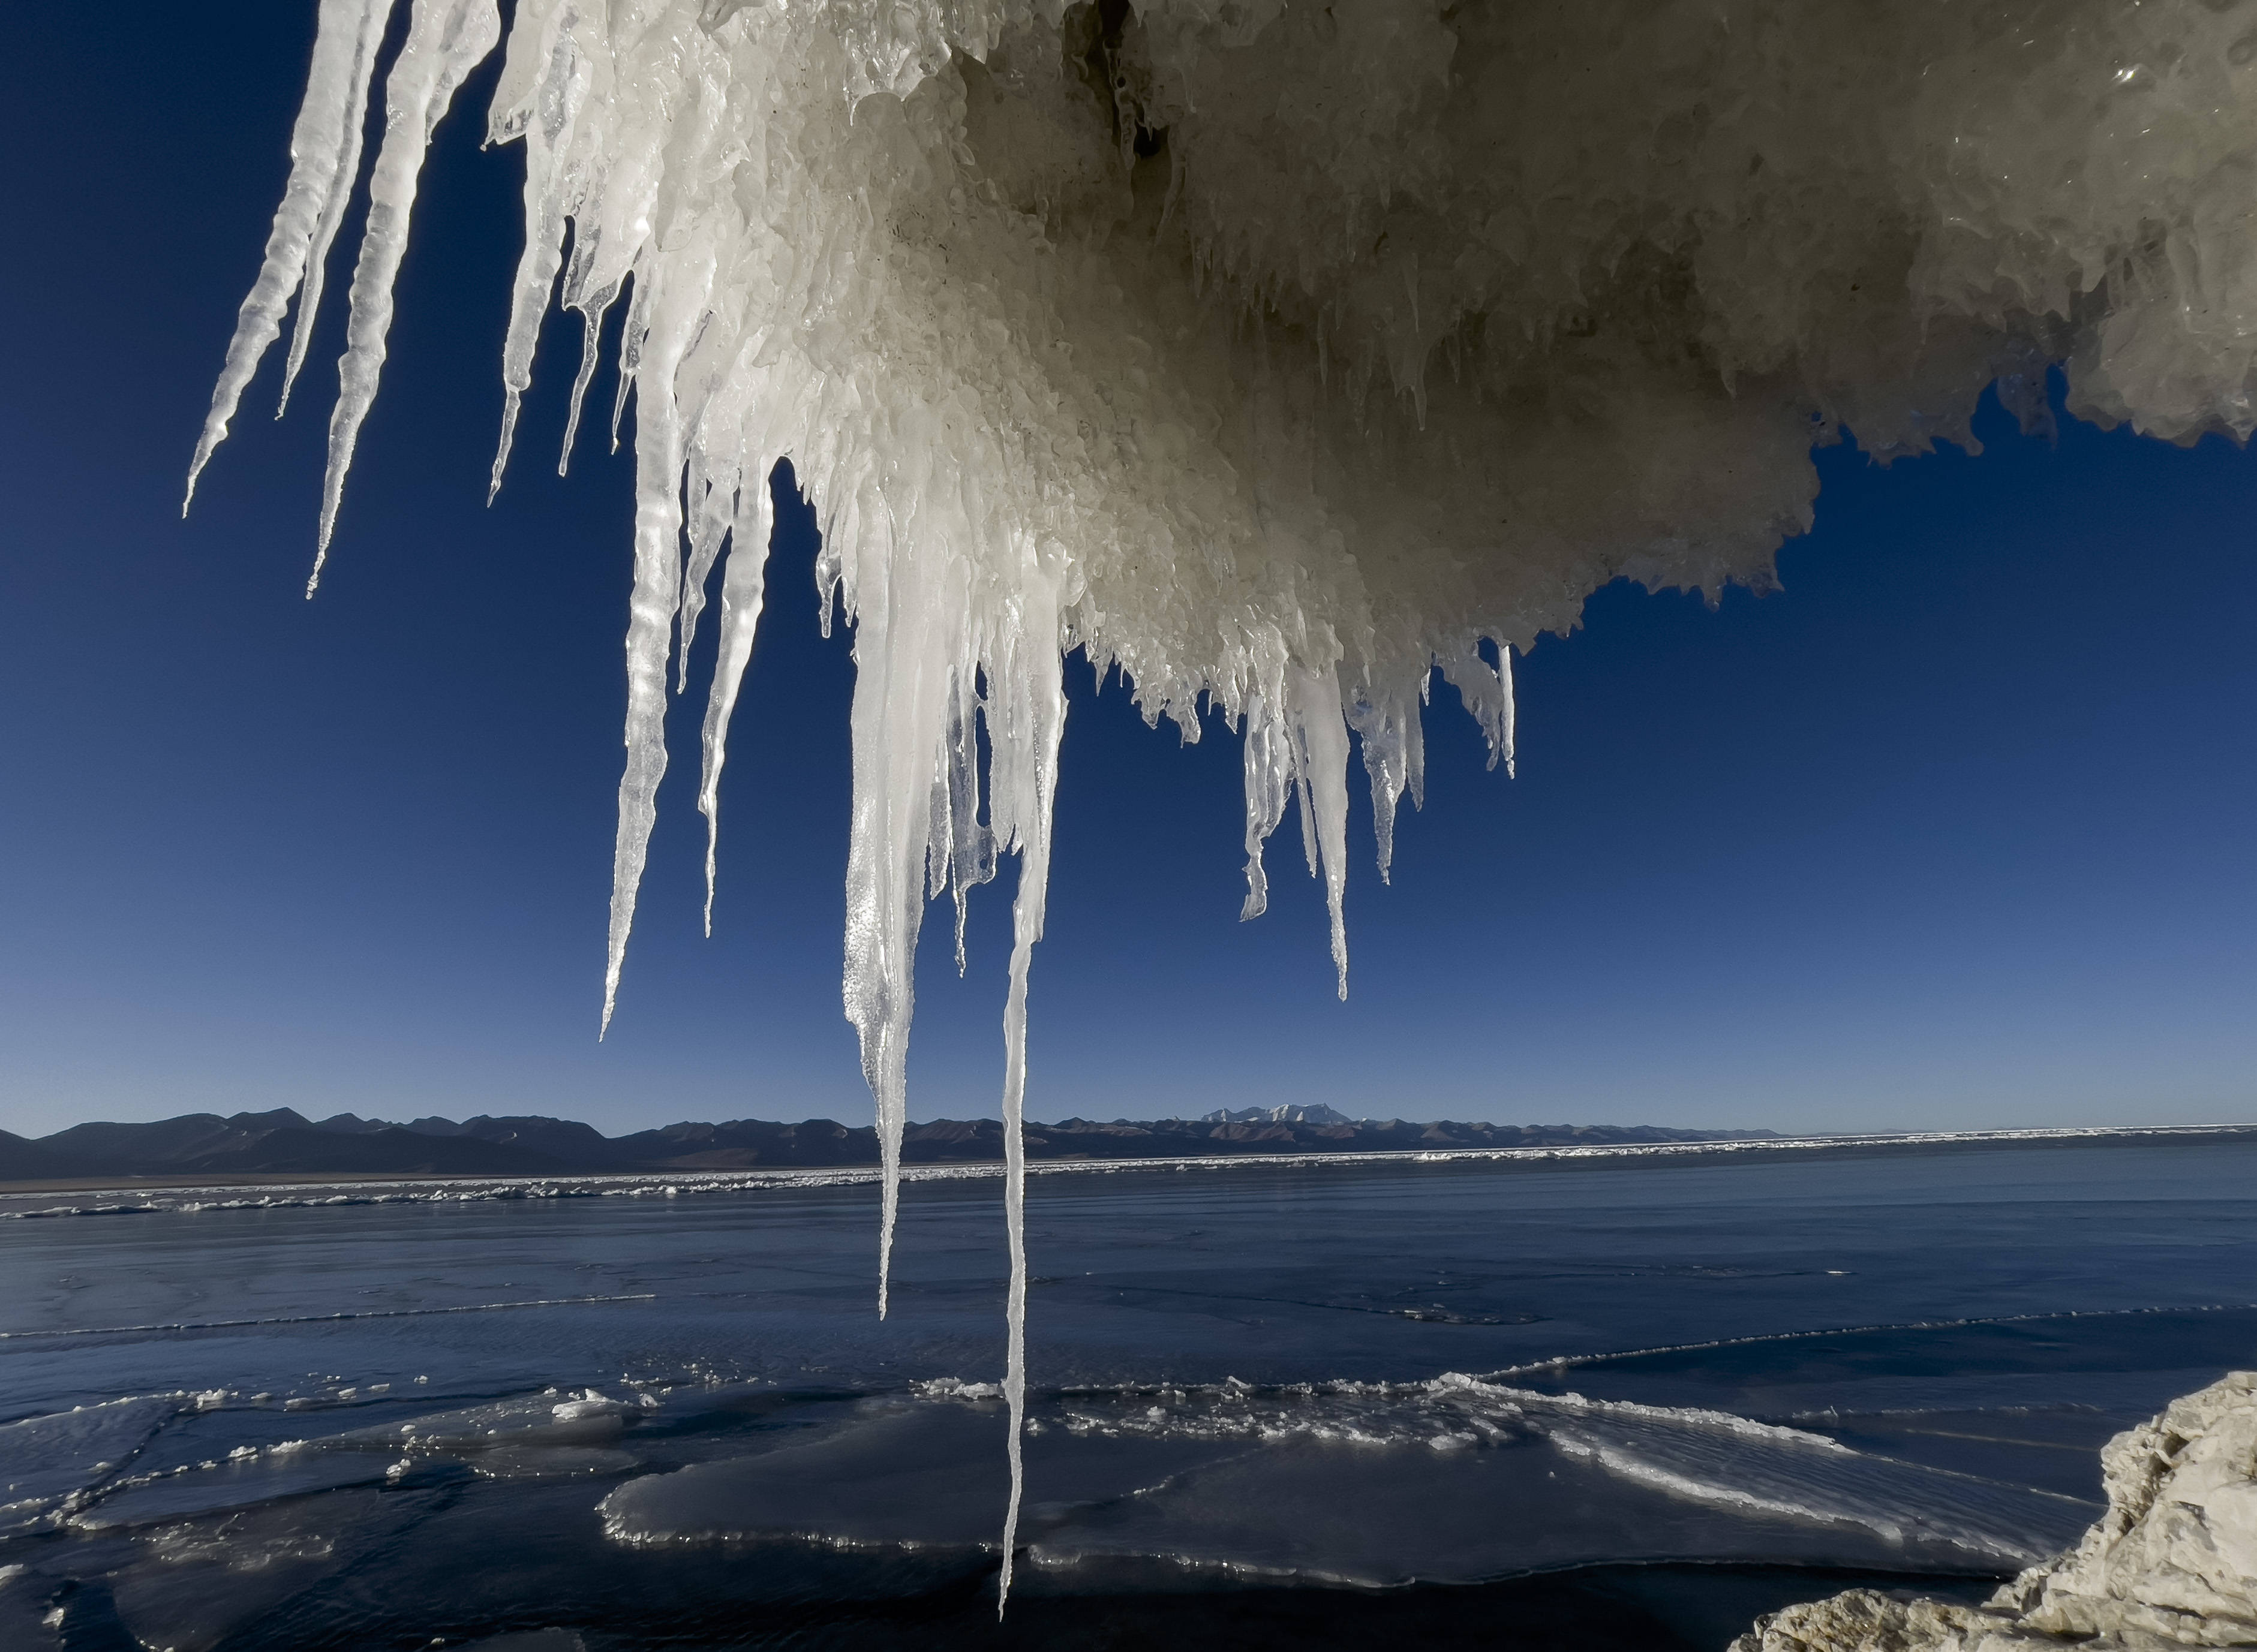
599;259;713;1036
678;475;722;678
1293;765;1320;879
1289;665;1352;1000
840;463;967;1315
1441;640;1516;775
278;0;398;422
1233;664;1348;994
558;282;615;477
1498;642;1517;781
483;0;583;498
697;464;773;935
609;276;653;457
987;550;1066;1617
940;663;996;974
676;448;734;687
1348;678;1422;884
487;12;586;504
310;0;503;594
183;0;395;511
1237;689;1290;922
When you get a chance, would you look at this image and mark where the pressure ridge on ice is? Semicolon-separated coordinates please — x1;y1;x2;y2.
188;0;2257;1606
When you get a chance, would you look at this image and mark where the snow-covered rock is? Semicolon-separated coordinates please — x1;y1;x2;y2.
1732;1371;2257;1651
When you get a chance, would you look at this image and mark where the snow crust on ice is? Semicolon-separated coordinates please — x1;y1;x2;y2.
0;1371;2119;1624
597;1377;2094;1579
315;1387;644;1454
31;1385;659;1537
1046;1373;2094;1563
191;0;2257;1605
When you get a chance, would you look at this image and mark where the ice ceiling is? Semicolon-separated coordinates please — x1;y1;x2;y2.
187;0;2257;1603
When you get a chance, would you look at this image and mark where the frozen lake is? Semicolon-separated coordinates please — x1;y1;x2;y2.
4;1136;2253;1649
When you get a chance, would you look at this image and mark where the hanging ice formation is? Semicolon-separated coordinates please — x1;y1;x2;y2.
190;0;2257;1606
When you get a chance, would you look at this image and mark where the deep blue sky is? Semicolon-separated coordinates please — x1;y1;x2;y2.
1;4;2252;1138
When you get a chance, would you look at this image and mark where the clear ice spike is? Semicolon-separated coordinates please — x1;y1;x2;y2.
183;0;395;511
988;555;1065;1615
698;468;774;935
309;0;502;594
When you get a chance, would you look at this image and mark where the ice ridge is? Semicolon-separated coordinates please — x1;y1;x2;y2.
188;0;2257;1606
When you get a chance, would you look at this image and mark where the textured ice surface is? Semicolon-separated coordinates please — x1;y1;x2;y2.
105;1489;425;1652
322;1389;641;1452
0;1397;178;1532
190;2;2257;1596
602;1401;1016;1550
1055;1376;2096;1563
5;1145;2255;1635
597;1380;2093;1579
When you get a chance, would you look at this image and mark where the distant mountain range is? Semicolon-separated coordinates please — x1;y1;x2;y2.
0;1103;1777;1182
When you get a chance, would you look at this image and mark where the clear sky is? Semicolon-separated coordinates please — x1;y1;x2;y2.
1;4;2253;1139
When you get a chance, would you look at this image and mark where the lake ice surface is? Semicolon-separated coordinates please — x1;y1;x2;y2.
2;1138;2252;1649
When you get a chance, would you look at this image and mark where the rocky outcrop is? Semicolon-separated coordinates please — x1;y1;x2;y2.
1732;1371;2257;1651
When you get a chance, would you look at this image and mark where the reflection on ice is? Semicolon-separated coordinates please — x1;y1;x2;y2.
473;1446;639;1481
603;1403;1012;1551
104;1490;423;1652
67;1453;395;1533
0;1570;57;1652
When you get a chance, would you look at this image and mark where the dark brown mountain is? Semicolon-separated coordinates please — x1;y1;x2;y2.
2;1108;1775;1181
21;1111;575;1178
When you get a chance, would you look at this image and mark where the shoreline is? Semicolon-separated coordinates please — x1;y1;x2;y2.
3;1120;2250;1203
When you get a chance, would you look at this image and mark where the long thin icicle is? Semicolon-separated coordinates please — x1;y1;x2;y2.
1290;664;1353;1000
1348;677;1424;883
482;0;580;496
183;0;396;511
486;17;587;501
311;0;503;594
600;253;716;1035
557;282;616;476
677;452;738;688
843;555;958;1314
277;1;398;418
1498;643;1517;780
1237;688;1289;921
989;555;1066;1616
608;275;654;456
697;467;774;934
